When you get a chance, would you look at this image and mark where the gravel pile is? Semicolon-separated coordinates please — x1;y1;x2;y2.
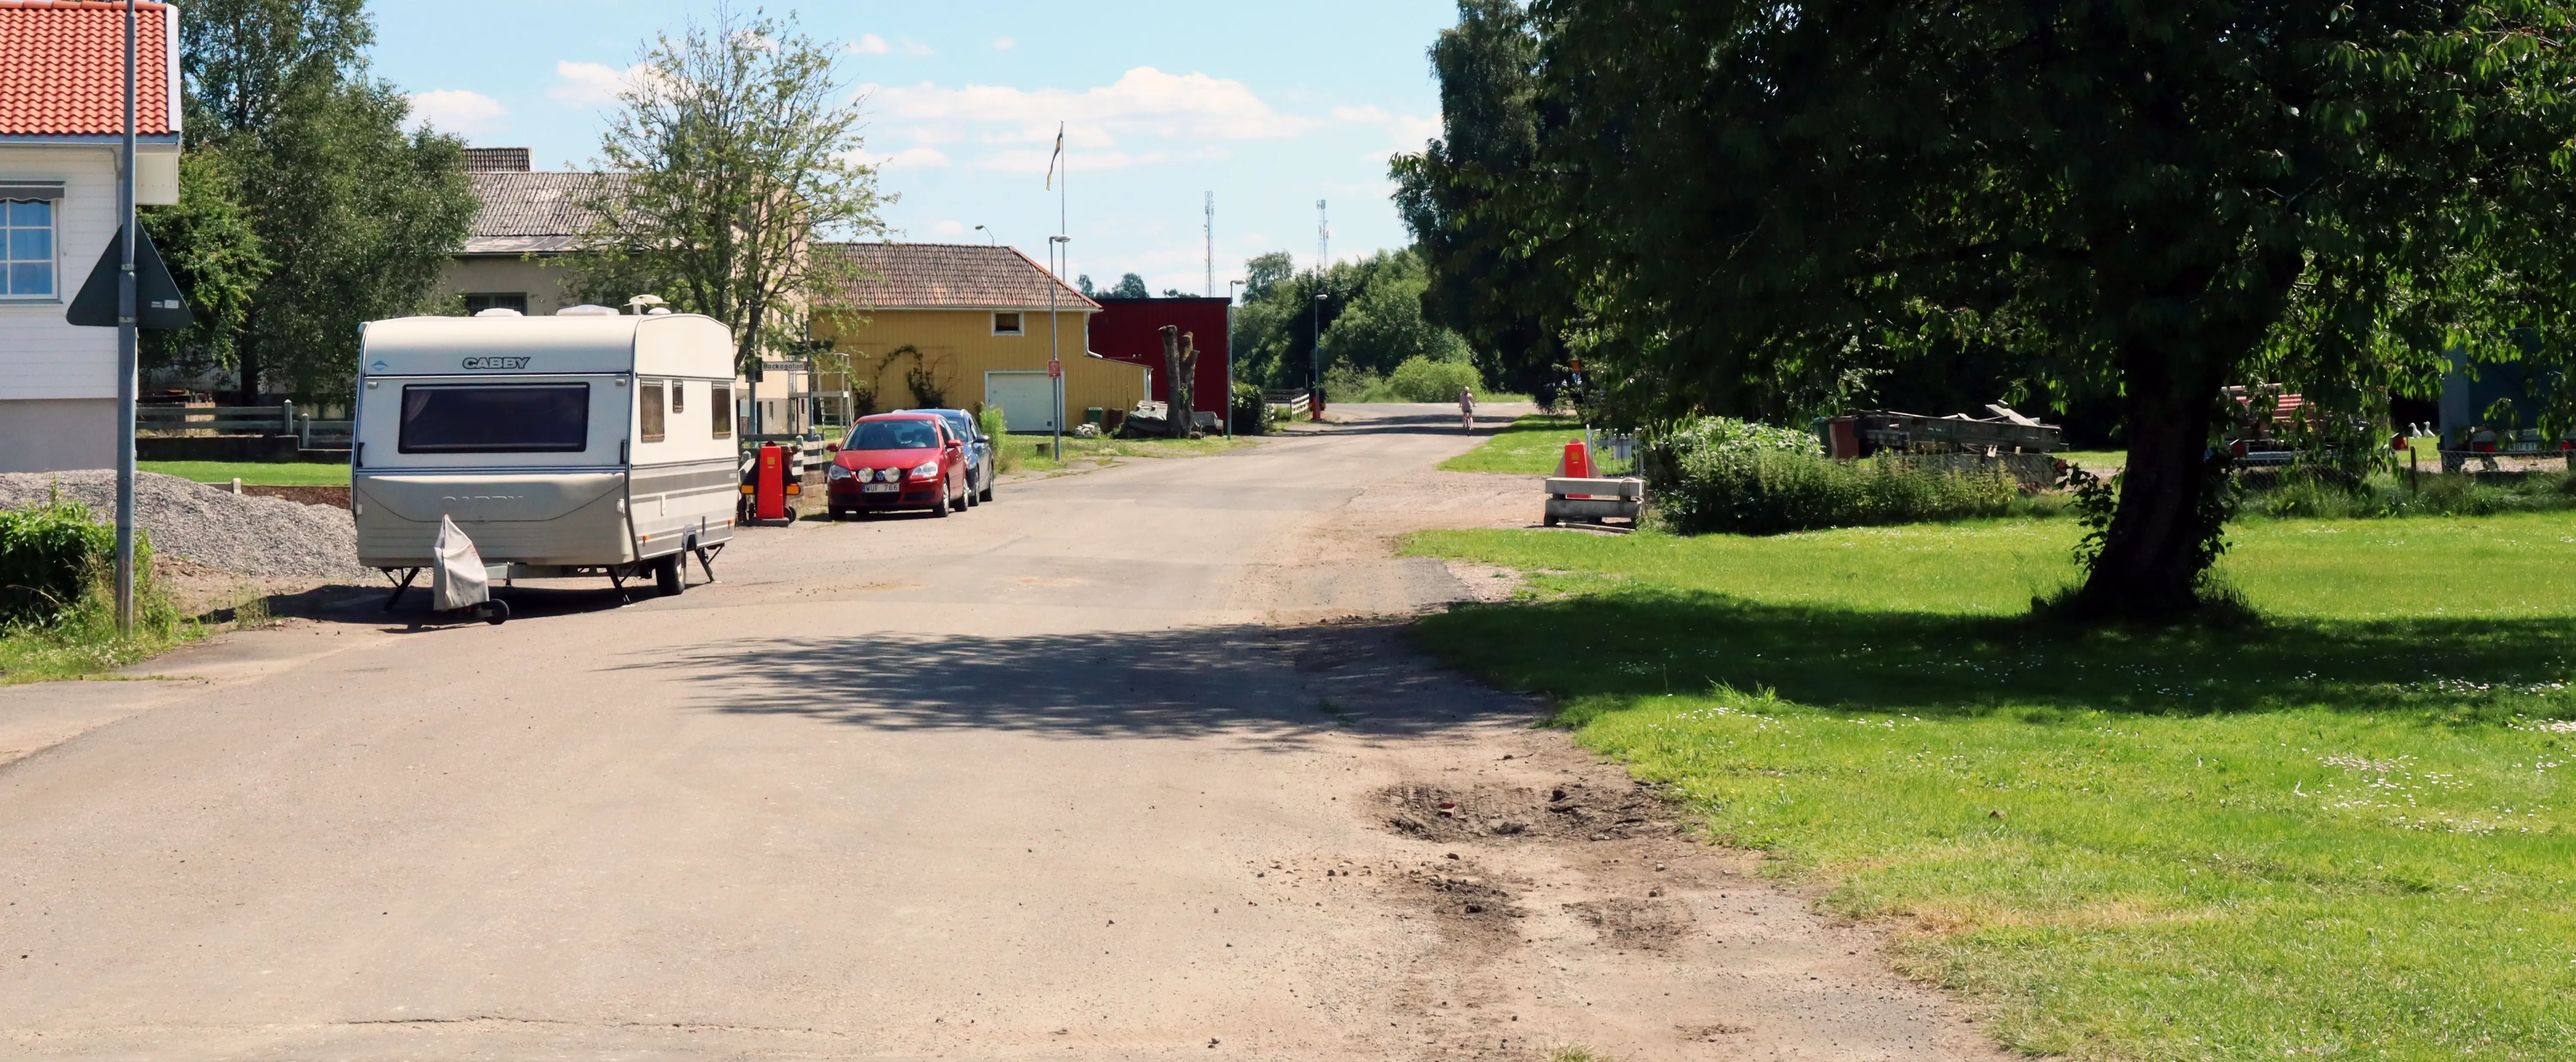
0;470;368;580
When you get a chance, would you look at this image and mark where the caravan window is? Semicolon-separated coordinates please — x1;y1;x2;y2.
639;381;666;442
711;385;733;438
399;383;591;454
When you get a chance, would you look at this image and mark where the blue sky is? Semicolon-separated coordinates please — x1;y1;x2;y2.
375;0;1458;297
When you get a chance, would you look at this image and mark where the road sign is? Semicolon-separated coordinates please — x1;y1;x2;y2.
1047;359;1062;379
67;225;191;330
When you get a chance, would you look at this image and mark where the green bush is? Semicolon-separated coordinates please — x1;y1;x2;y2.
2250;465;2576;520
0;493;123;625
1645;416;2018;534
1385;356;1482;402
1230;381;1268;435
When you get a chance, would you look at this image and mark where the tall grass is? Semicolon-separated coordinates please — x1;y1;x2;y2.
2251;466;2576;520
1656;450;2025;534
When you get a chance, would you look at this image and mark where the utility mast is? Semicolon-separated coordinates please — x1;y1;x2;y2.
1316;199;1329;274
1204;191;1215;296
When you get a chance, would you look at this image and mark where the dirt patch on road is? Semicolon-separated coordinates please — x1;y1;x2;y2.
1376;780;1675;844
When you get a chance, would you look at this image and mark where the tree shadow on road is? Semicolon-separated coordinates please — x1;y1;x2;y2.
615;619;1540;741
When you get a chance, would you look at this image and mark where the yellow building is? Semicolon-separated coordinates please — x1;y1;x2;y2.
810;243;1143;433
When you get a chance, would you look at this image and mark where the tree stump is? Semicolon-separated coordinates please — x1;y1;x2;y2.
1159;325;1200;440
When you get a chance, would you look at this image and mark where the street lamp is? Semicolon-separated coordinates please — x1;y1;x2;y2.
1048;234;1071;461
973;224;996;246
1225;279;1245;437
1310;291;1328;421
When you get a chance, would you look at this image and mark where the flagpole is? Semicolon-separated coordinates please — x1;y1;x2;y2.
114;0;138;633
1048;123;1065;462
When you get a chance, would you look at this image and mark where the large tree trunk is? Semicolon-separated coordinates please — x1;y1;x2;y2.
2073;343;2231;619
1160;325;1199;439
232;338;261;408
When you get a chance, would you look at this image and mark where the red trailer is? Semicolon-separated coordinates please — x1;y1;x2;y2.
1086;297;1233;423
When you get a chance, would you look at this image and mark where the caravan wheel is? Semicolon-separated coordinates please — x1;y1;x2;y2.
654;553;685;595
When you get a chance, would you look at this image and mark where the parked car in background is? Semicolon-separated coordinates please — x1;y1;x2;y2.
898;407;996;503
826;413;970;519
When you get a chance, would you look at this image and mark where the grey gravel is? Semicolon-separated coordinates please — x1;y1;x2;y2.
0;470;366;580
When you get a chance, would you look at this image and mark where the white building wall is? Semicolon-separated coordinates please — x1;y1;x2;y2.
0;145;118;402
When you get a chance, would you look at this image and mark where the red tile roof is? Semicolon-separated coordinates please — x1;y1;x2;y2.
816;242;1098;311
0;2;175;137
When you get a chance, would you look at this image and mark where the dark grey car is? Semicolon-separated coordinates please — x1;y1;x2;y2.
898;408;996;504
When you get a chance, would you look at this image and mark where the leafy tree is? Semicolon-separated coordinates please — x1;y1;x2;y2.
228;81;474;400
179;0;472;402
140;149;272;377
573;5;891;372
1320;249;1471;373
1509;0;2576;619
1231;249;1476;390
1392;0;1564;396
1095;273;1149;299
179;0;370;135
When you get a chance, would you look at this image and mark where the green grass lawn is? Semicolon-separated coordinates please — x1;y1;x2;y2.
1442;414;1595;473
1404;516;2576;1060
136;460;348;486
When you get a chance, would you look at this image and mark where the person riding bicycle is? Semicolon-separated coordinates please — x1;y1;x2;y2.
1458;386;1476;433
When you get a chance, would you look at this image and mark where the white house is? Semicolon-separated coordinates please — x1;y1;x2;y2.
0;1;183;473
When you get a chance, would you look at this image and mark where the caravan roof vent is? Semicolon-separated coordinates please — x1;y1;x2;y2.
556;304;619;317
473;307;523;317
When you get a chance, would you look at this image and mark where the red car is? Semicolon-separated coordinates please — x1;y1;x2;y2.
826;412;972;518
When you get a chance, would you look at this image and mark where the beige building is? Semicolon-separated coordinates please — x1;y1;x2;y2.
810;243;1143;434
431;147;616;317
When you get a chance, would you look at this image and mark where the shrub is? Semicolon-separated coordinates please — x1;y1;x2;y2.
1230;380;1268;435
1645;416;2017;534
0;492;122;625
1385;356;1483;402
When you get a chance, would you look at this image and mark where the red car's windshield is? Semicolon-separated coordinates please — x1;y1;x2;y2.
848;420;941;450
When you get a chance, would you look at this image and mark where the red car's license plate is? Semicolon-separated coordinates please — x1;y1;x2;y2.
861;483;898;494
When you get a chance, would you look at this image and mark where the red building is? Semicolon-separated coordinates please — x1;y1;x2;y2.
1085;297;1233;418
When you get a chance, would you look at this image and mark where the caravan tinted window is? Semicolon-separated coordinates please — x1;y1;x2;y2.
399;383;591;453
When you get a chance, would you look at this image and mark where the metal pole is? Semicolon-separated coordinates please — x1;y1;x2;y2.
1048;235;1069;460
113;0;139;633
1226;279;1243;438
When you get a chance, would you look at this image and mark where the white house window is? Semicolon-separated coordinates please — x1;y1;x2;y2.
3;200;55;299
993;311;1024;336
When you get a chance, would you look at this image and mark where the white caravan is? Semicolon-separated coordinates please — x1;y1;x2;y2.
351;309;740;600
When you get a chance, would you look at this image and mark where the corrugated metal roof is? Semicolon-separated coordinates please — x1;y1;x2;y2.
0;2;175;137
817;242;1097;310
462;171;626;254
465;147;531;172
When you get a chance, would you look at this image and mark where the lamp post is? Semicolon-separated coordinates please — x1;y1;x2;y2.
1226;279;1244;438
1048;234;1070;461
973;224;996;246
1309;292;1327;421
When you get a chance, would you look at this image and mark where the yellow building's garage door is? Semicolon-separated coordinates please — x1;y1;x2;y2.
985;370;1055;433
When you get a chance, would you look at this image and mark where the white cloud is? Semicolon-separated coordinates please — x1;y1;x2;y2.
992;37;1016;51
1331;104;1442;144
971;145;1229;175
407;89;507;135
851;34;891;55
550;60;645;105
863;67;1322;151
930;220;968;237
900;39;936;57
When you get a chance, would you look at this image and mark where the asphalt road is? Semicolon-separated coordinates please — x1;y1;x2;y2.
0;405;2000;1061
